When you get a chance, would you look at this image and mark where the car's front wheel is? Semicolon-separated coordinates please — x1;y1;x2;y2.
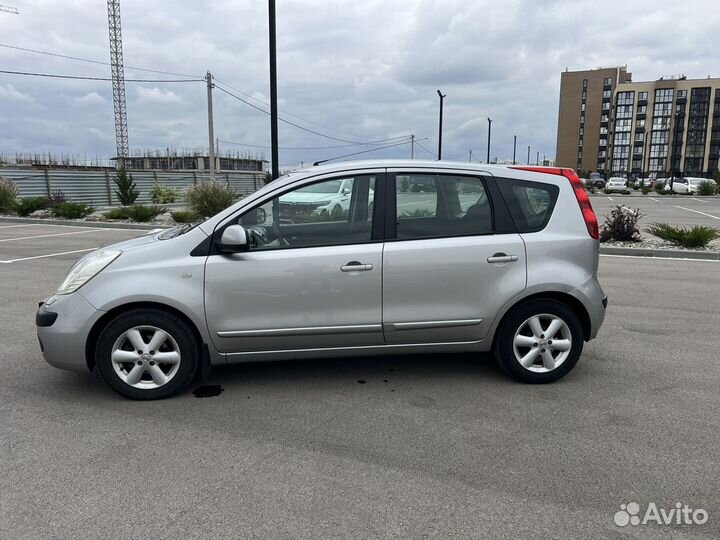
493;299;584;384
95;309;199;399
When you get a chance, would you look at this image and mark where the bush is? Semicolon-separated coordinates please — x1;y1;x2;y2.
48;189;67;207
599;205;643;242
114;169;139;205
52;202;93;219
646;223;720;249
127;205;166;222
401;208;435;218
696;180;717;196
185;181;238;217
641;186;652;195
0;176;19;213
150;182;178;204
654;181;666;194
103;207;131;220
170;210;197;223
16;197;49;216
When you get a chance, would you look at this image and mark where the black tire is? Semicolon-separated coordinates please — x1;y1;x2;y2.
493;299;584;384
95;308;199;400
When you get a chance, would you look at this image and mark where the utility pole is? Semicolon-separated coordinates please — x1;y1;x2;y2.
206;71;216;181
486;118;492;164
437;90;446;160
268;0;280;179
469;149;472;162
536;151;540;166
527;146;531;165
512;135;517;165
411;134;415;159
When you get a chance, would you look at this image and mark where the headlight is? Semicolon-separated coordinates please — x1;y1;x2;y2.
56;249;121;295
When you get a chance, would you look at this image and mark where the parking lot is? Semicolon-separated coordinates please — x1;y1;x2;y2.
1;222;719;538
591;194;720;230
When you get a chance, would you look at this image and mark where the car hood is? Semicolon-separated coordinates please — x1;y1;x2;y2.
280;192;337;204
103;228;165;251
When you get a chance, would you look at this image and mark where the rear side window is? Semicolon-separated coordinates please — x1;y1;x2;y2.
497;178;558;233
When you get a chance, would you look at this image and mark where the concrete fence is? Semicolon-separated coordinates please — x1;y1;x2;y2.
0;168;265;207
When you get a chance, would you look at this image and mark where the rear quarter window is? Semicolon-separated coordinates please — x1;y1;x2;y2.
496;178;559;233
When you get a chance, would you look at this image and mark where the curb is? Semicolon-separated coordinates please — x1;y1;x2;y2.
0;216;168;231
600;246;720;261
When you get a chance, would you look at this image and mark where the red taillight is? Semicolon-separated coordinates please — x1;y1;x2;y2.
510;166;599;240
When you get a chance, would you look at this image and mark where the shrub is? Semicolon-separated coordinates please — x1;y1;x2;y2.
185;181;238;217
114;168;139;205
401;208;435;218
150;182;178;204
654;181;666;194
52;202;93;219
646;223;720;249
696;180;717;196
48;189;67;207
16;197;50;216
641;186;652;194
103;207;131;220
0;176;19;213
599;205;643;242
170;210;197;223
127;205;166;222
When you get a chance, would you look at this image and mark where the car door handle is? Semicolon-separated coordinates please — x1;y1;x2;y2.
341;261;373;272
487;253;518;264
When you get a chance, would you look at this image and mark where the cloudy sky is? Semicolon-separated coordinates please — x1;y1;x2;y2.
1;0;718;170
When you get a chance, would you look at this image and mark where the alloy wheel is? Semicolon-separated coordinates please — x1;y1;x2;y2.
512;314;572;373
110;325;181;389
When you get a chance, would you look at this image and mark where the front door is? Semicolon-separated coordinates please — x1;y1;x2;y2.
204;172;384;354
383;171;527;344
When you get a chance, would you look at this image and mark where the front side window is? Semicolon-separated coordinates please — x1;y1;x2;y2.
394;174;493;240
238;175;376;250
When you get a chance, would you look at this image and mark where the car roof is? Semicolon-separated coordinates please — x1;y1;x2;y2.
284;159;530;177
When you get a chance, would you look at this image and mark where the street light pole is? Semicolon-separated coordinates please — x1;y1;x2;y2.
512;135;517;165
486;118;492;164
437;90;446;160
268;0;279;180
527;146;531;165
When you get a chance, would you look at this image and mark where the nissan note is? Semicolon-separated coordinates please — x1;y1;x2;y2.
36;160;607;399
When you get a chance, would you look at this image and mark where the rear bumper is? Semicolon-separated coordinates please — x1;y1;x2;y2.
570;277;607;341
36;292;103;372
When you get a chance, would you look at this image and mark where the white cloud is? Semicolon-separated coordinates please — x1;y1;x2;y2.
136;87;184;105
74;92;106;107
0;84;33;102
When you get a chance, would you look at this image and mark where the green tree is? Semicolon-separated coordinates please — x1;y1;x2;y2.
113;168;139;206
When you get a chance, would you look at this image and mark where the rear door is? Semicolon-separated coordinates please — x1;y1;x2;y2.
382;169;527;344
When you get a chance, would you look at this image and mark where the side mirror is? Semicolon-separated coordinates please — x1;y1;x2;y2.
218;225;248;253
341;187;351;195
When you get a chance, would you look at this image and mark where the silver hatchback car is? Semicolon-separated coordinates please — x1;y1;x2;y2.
37;160;607;399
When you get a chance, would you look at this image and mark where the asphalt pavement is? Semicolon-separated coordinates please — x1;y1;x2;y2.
590;194;720;230
0;225;718;539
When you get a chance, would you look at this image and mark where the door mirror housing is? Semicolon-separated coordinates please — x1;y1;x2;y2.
218;225;249;253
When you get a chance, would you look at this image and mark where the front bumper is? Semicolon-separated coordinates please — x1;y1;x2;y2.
36;292;104;372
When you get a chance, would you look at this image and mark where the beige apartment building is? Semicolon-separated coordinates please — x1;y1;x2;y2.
556;66;720;178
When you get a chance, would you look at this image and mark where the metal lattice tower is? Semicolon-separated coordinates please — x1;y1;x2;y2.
0;4;20;14
107;0;129;167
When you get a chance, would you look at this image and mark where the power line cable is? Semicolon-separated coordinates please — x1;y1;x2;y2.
214;77;394;141
414;140;436;157
313;138;426;166
0;42;202;78
218;138;410;151
0;69;201;82
214;83;410;146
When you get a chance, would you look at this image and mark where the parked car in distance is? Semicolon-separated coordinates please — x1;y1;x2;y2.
672;177;714;194
589;172;606;188
279;177;368;221
37;160;607;399
605;177;629;193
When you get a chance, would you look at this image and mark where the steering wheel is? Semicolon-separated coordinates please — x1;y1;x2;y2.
271;221;290;247
245;226;269;248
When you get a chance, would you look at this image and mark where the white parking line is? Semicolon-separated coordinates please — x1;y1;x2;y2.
673;206;720;220
690;198;707;203
0;247;97;264
649;198;660;202
600;254;718;263
0;224;37;229
0;228;104;243
606;197;614;201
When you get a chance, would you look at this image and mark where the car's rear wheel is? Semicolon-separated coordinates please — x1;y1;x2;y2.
95;309;199;399
493;299;583;383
